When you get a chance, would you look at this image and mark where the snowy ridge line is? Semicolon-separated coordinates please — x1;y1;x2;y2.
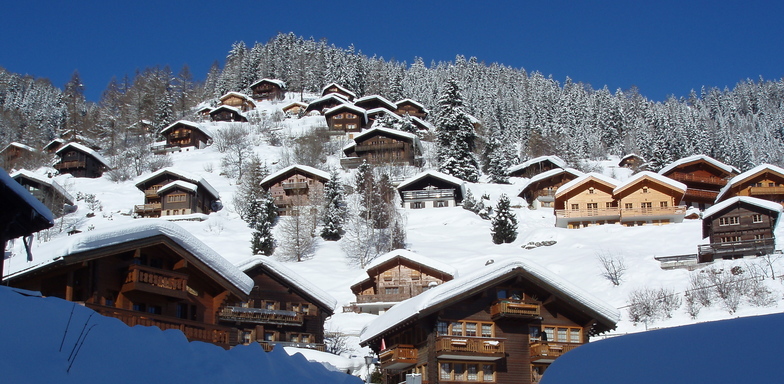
0;168;54;223
507;155;566;174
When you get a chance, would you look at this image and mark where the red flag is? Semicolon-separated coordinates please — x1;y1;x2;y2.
380;338;387;351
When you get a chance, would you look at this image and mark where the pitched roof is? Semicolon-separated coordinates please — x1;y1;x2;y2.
159;120;213;138
1;142;37;153
658;154;739;176
365;249;458;278
158;180;198;194
395;98;429;114
397;170;465;191
0;168;54;238
613;171;687;196
135;168;220;200
555;172;620;198
703;196;784;220
321;83;357;99
10;169;75;205
209;105;246;117
519;168;584;195
235;256;337;312
354;95;397;110
219;91;253;102
508;155;567;175
55;142;111;169
250;78;287;89
359;258;619;344
620;153;645;162
260;164;330;188
716;163;784;201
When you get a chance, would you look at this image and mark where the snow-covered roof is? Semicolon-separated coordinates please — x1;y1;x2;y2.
158;180;198;194
658;154;739;176
306;94;350;110
282;101;308;110
507;155;566;174
159;120;213;138
1;142;37;153
261;164;330;187
397;170;465;191
351;126;418;143
360;258;620;344
620;153;645;162
10;169;75;205
55;142;111;169
354;95;397;110
703;196;784;220
613;171;687;195
364;249;458;278
0;168;54;228
366;107;400;119
43;138;65;149
410;116;434;130
716;164;784;201
219;91;253;102
235;256;337;312
135;167;221;200
4;220;253;295
520;168;584;195
395;98;429;114
321;83;357;99
250;78;287;89
556;172;620;198
210;105;245;115
324;103;368;119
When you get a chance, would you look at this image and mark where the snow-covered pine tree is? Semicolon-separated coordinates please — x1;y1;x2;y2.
435;78;480;182
482;124;517;184
320;170;347;241
491;194;518;244
248;192;276;256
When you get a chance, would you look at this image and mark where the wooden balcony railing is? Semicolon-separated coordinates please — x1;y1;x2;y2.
698;238;776;258
258;341;326;352
490;300;540;320
749;186;784;195
555;208;620;219
123;264;188;298
684;188;719;200
355;143;406;152
620;205;687;218
529;342;581;362
379;344;418;370
85;303;231;347
282;182;309;190
356;286;428;303
402;189;455;200
144;188;160;198
435;336;505;357
667;173;729;187
134;203;162;214
54;160;86;170
218;306;304;326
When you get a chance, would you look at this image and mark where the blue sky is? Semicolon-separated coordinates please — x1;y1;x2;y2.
1;0;782;102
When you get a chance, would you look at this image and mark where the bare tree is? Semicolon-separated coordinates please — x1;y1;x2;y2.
215;124;254;179
597;250;627;286
275;194;317;262
627;287;681;329
324;330;350;356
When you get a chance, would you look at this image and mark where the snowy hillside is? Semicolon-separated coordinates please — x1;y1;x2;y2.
5;94;784;374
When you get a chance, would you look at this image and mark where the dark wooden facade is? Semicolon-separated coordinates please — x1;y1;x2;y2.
134;169;220;218
342;128;421;168
321;83;356;101
395;99;429;120
160;121;212;149
658;155;738;209
1;142;37;171
699;197;781;262
54;143;110;178
11;170;75;218
716;164;784;206
219;92;255;112
210;106;248;122
355;95;397;112
250;79;286;101
305;94;350;115
260;165;329;216
325;104;367;133
519;169;582;209
508;156;566;178
618;154;646;170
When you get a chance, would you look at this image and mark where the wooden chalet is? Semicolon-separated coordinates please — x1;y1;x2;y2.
10;170;75;217
397;170;465;209
134;168;221;218
196;106;213;121
348;249;456;315
260;165;330;216
658;154;739;210
305;94;350;115
159;120;213;150
43;138;66;154
321;83;357;101
618;154;646;170
355;95;397;112
394;99;429;120
210;105;248;123
282;101;308;117
3;220;253;348
54;142;111;179
359;258;619;384
341;127;423;168
613;171;687;226
250;78;287;102
508;156;566;179
224;256;336;351
324;104;368;134
219;92;256;112
715;164;784;206
698;196;782;262
1;142;38;170
554;173;620;228
0;168;54;278
519;168;584;209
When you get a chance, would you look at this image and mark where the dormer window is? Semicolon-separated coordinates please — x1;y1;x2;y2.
642;186;649;193
588;187;595;194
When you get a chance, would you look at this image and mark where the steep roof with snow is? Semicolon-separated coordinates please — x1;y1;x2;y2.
219;91;253;102
360;258;619;344
159;120;213;138
1;142;37;153
354;95;397;110
395;98;429;114
210;105;246;116
10;169;75;205
716;163;784;201
364;249;458;279
158;180;198;194
658;154;739;176
397;170;465;191
519;168;584;195
613;171;687;195
343;127;421;154
4;220;253;295
135;167;221;200
324;103;368;119
235;256;337;312
321;83;357;99
555;172;620;198
0;168;54;238
410;116;434;130
260;164;330;188
55;142;111;169
507;155;566;175
250;78;287;89
703;196;784;220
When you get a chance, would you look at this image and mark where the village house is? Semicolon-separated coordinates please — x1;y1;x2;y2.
304;94;351;115
715;164;784;206
159;120;213;150
397;170;465;209
44;130;102;154
321;83;357;101
282;101;308;117
394;99;429;120
508;156;566;179
209;105;248;123
3;220;253;349
10;169;75;217
617;154;646;170
249;78;287;102
613;171;687;226
359;258;619;384
554;173;620;229
1;142;39;171
43;138;66;154
219;91;256;112
54;142;111;179
354;95;397;112
222;256;336;351
341;127;423;168
518;168;584;209
260;164;330;216
347;249;456;315
196;106;213;121
698;196;782;262
134;168;221;218
658;154;739;210
324;104;368;134
365;108;400;128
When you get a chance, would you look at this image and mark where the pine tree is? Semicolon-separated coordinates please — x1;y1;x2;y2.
249;192;276;256
491;194;518;244
435;78;480;182
321;171;347;241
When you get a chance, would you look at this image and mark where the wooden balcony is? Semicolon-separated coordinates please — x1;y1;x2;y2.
555;208;620;219
620;205;687;220
218;306;304;326
490;300;541;321
698;238;776;261
749;186;784;196
144;188;160;198
282;182;309;190
402;189;455;201
529;342;581;363
134;203;162;215
356;286;428;303
258;341;326;352
379;344;418;370
85;303;231;347
435;336;505;360
122;264;189;299
355;143;405;152
54;160;86;170
684;188;719;201
667;173;728;187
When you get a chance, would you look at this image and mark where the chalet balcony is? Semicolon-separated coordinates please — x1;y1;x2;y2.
54;160;86;170
379;344;418;370
355;143;406;152
684;188;719;201
144;188;160;198
490;300;541;321
218;306;304;326
402;189;455;201
134;203;162;215
698;238;776;260
85;303;231;347
340;157;364;169
667;173;728;187
435;336;505;361
529;342;582;363
258;341;326;352
620;205;687;220
282;182;309;190
749;186;784;196
355;287;428;304
555;208;620;219
122;264;189;299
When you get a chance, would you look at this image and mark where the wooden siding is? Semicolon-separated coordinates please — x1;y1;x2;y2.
54;149;106;178
251;82;285;101
328;112;363;132
700;203;779;261
720;172;784;205
346;134;420;167
165;125;211;149
265;172;326;216
520;173;579;209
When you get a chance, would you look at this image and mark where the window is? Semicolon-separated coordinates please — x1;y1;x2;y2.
451;322;464;336
441;363;452;380
410;202;424;209
720;236;742;243
176;303;188;319
467;364;478;381
625;203;633;210
346;113;356;119
265;301;276;310
264;331;276;341
588;187;595;194
483;364;495;381
440;320;494;337
660;201;668;208
571;203;579;210
133;303;146;312
586;203;598;210
719;216;740;226
382;270;394;281
347;124;357;130
537;325;582;343
437;321;449;336
642;186;649;193
241;331;252;344
465;322;477;337
334;113;344;119
167;194;186;203
439;362;494;382
481;324;493;338
640;202;652;209
385;287;399;295
435;200;448;208
753;214;763;223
